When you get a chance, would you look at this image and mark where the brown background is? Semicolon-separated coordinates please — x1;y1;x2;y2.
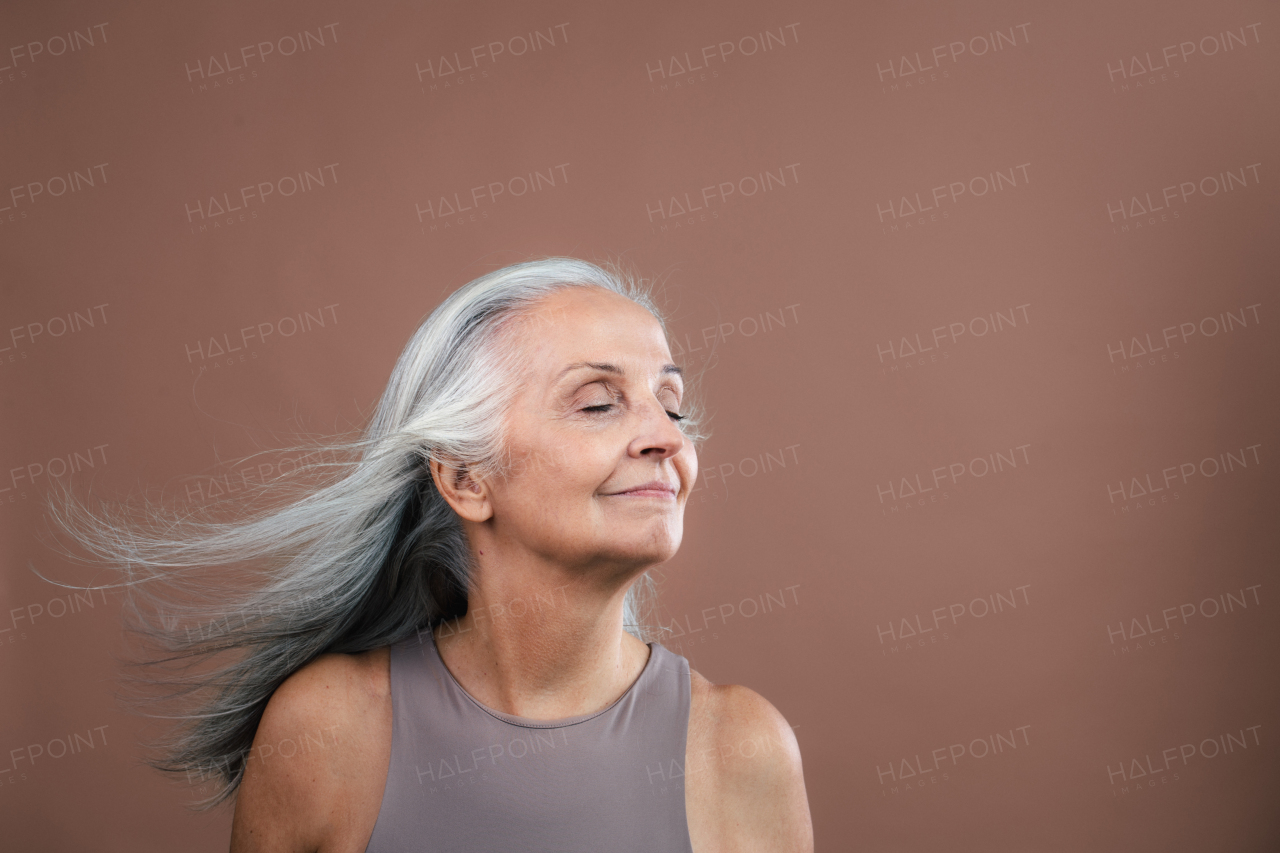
2;0;1277;850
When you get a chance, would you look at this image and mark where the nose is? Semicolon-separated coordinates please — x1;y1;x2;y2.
627;397;686;460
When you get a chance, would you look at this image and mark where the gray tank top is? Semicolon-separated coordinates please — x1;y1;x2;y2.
363;628;694;852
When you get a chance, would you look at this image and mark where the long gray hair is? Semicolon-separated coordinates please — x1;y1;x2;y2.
50;257;703;807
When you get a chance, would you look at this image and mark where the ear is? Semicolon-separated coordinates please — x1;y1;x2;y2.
428;457;494;523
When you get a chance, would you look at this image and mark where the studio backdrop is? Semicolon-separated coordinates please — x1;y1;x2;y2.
1;0;1276;850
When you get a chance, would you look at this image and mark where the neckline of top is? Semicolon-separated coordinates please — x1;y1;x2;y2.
423;628;658;730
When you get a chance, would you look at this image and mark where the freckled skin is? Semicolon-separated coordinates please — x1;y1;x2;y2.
230;287;813;853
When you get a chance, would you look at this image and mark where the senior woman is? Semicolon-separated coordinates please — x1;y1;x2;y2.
62;259;811;851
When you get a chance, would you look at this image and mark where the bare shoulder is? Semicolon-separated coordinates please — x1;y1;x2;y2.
230;648;392;853
686;668;813;852
268;647;391;726
688;668;805;793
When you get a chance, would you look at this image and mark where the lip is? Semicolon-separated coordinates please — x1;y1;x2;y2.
604;481;678;498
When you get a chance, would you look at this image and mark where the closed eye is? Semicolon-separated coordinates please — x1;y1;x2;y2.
582;403;683;422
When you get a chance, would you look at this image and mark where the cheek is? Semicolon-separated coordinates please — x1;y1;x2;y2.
507;441;568;481
677;446;698;491
505;437;612;504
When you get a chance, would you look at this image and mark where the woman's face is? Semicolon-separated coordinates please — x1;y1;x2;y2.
485;286;697;576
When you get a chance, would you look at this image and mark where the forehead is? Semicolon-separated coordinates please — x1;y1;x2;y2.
509;287;673;374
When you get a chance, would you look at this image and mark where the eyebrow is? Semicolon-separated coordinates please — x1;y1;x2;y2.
558;361;683;379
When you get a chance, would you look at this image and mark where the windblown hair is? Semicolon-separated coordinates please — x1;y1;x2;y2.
50;257;703;807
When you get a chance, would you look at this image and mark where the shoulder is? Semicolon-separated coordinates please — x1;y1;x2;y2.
267;647;391;726
230;648;392;852
687;668;804;791
686;668;813;852
254;648;391;778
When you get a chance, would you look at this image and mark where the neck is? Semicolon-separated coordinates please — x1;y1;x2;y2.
432;541;652;720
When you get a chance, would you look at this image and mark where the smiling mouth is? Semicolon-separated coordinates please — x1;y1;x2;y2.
605;482;678;498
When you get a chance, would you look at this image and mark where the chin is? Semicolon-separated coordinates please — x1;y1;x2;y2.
589;535;680;572
621;537;682;569
582;516;683;569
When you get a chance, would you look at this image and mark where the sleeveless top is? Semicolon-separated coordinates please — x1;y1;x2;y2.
363;628;695;853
